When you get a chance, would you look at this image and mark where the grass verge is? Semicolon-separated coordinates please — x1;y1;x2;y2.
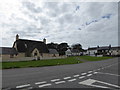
2;57;82;69
1;56;113;69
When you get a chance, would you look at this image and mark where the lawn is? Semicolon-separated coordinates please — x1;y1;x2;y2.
78;56;113;61
2;57;82;69
1;56;113;69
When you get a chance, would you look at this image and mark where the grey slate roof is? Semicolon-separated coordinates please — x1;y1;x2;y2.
111;46;120;50
48;49;59;54
0;47;18;55
97;46;110;50
88;47;97;50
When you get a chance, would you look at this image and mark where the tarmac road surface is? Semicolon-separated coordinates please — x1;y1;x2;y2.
2;57;120;90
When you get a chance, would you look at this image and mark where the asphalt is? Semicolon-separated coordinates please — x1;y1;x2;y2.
2;57;120;90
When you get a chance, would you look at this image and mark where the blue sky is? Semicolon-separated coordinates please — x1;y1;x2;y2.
0;0;119;49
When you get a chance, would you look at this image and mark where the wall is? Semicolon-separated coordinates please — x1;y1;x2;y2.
1;53;25;61
43;53;59;58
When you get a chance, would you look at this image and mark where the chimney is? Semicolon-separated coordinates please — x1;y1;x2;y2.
97;45;99;48
16;34;19;40
43;38;46;44
109;44;111;49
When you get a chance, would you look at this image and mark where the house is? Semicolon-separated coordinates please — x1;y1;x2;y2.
87;45;120;57
65;48;84;56
87;47;97;56
97;46;111;56
65;48;72;56
109;46;120;56
12;34;60;60
71;49;82;56
48;49;59;57
0;47;18;60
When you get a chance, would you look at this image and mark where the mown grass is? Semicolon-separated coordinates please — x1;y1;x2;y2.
2;57;82;69
78;56;113;61
1;56;113;69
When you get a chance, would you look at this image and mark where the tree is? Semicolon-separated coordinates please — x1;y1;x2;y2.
72;44;82;51
57;43;69;55
47;42;58;49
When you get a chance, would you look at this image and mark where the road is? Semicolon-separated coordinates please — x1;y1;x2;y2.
2;57;120;90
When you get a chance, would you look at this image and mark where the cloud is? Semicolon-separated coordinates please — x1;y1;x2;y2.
22;1;42;13
0;1;118;49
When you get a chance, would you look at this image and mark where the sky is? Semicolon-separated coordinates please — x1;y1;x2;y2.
0;0;119;49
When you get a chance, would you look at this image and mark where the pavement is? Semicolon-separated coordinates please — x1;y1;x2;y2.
2;57;120;90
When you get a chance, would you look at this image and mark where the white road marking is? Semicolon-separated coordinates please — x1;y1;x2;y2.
68;79;76;82
35;81;47;85
81;73;87;75
51;79;60;82
79;79;109;88
88;71;93;73
97;72;120;76
93;72;98;74
55;81;66;84
73;74;80;77
39;84;52;88
79;79;120;89
87;74;93;77
16;84;30;88
79;76;86;79
63;77;71;79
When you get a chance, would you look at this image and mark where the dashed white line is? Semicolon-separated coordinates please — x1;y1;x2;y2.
79;76;86;79
63;77;71;80
35;81;47;85
73;74;80;77
68;79;76;82
88;71;93;73
51;79;60;82
55;81;66;84
81;73;87;75
16;84;30;89
87;74;93;77
39;84;52;88
93;72;98;74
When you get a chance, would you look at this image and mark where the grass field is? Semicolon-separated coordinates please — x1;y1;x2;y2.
1;56;113;69
2;57;82;69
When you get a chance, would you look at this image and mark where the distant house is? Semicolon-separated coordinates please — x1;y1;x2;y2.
71;49;82;56
87;47;97;56
97;46;111;56
0;47;18;60
110;46;120;56
65;48;84;56
48;49;59;57
87;45;120;57
65;48;72;56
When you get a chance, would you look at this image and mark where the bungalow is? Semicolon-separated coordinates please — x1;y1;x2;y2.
65;48;83;56
48;49;59;57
